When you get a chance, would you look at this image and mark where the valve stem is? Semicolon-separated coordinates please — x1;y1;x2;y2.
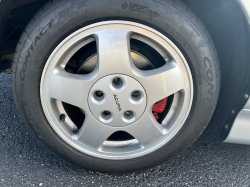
60;114;66;122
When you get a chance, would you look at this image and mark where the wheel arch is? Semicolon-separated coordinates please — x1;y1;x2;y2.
184;0;250;140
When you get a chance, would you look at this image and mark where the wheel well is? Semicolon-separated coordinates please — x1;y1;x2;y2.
2;0;49;56
184;0;250;140
2;0;250;139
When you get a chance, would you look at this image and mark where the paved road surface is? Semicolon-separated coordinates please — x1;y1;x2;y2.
0;73;250;187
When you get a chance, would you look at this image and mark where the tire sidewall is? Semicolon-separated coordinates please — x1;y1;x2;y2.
13;0;220;172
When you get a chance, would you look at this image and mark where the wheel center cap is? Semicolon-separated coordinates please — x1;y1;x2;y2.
88;74;147;127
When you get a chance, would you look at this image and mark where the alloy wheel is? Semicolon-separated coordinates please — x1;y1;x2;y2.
40;21;193;160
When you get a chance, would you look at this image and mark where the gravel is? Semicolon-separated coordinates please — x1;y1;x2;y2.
1;73;250;187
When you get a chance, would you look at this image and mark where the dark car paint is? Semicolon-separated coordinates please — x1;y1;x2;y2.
0;0;12;73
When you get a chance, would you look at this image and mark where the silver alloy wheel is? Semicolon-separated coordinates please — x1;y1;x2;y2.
40;21;193;160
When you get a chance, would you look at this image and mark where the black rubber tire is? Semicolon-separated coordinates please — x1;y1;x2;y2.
12;0;220;173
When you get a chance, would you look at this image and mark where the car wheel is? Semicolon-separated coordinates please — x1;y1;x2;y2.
12;0;220;172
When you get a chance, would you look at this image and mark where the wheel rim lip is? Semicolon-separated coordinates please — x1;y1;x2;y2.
40;21;193;160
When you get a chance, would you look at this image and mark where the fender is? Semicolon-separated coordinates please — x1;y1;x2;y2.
0;0;12;73
185;0;250;144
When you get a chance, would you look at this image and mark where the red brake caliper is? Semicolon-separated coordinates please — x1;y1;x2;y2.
152;97;168;121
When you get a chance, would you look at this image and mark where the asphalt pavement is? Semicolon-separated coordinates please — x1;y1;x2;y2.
0;73;250;187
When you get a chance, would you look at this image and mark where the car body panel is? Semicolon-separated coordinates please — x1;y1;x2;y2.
224;98;250;145
0;0;12;73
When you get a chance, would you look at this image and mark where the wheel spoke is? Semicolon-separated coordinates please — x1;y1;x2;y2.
49;71;94;109
137;63;186;106
77;113;115;149
124;111;163;146
95;29;133;75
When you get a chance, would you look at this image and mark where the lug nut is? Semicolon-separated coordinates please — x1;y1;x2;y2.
100;111;113;122
95;91;103;97
123;111;135;123
131;90;143;103
113;78;122;86
132;91;140;97
124;111;134;118
103;111;111;116
125;111;132;115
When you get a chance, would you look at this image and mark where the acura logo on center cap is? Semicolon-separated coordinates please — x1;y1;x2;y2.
113;94;122;111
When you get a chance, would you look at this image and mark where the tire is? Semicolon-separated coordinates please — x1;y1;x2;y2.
12;0;220;173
